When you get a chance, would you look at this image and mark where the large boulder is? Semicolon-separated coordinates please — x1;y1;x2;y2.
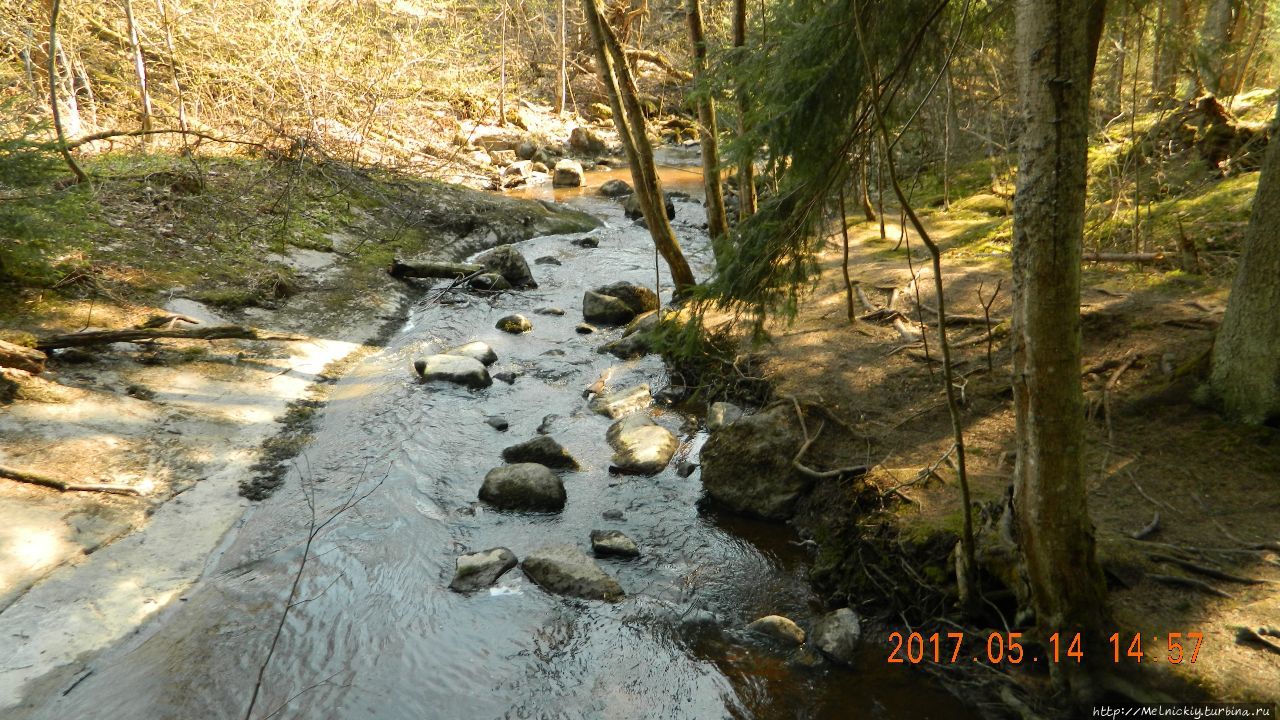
449;547;518;592
478;463;566;511
583;291;636;325
589;384;652;419
475;244;537;289
414;355;492;389
590;529;640;558
811;608;862;666
699;404;808;519
623;192;676;221
569;126;607;155
747;615;806;646
445;341;497;366
501;435;579;469
552;159;584;188
606;413;677;475
598;178;633;198
583;281;659;325
521;544;624;601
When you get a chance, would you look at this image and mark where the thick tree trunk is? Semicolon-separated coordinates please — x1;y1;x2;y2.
1210;92;1280;424
1012;0;1110;699
685;0;730;261
732;0;757;221
582;0;696;296
1198;0;1239;96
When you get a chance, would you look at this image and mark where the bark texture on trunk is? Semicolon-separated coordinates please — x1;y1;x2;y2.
1012;0;1109;697
685;0;730;261
582;0;696;296
1198;0;1240;95
1210;92;1280;425
1152;0;1188;102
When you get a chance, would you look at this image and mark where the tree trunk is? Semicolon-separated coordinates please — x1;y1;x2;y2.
1152;0;1188;103
555;0;567;115
857;153;877;222
48;0;87;184
582;0;696;296
1012;0;1110;699
123;0;154;143
732;0;757;221
1210;91;1280;424
685;0;730;262
1198;0;1239;96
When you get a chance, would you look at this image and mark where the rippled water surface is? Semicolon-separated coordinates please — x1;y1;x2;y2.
30;158;971;719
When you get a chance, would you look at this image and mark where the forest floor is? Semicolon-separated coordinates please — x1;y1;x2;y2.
756;208;1280;708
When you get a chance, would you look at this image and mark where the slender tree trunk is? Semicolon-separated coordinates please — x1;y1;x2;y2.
555;0;567;115
48;0;87;184
858;152;877;222
1012;0;1109;699
582;0;696;295
22;26;38;98
123;0;154;144
732;0;757;221
685;0;730;262
1210;91;1280;424
499;6;508;126
1152;0;1187;103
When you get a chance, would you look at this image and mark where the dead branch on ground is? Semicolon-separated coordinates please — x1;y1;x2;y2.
36;325;308;351
0;464;142;496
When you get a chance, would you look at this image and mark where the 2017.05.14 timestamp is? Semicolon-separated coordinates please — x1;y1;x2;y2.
887;631;1204;664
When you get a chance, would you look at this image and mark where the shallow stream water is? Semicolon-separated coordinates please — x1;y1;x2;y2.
26;153;970;719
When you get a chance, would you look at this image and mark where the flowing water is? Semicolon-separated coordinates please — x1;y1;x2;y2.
26;154;971;719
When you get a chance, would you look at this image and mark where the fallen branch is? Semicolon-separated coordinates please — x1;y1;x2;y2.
0;464;141;496
788;398;870;481
36;325;307;350
623;48;693;82
388;259;484;281
65;127;266;151
1233;626;1280;655
1149;554;1268;585
1082;251;1170;264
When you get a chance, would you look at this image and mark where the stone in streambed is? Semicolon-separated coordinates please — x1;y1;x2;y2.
707;402;743;431
521;544;624;601
583;291;636;325
414;354;492;389
501;435;579;469
478;463;566;511
535;256;562;266
496;314;532;333
571;235;600;248
445;341;498;366
534;307;565;316
606;413;676;475
576;323;597;335
623;193;676;221
595;281;658;316
589;383;652;419
598;178;633;198
485;416;510;431
811;608;862;666
449;547;518;592
552;159;584;188
476;244;537;289
590;529;639;558
699;403;809;520
747;615;805;646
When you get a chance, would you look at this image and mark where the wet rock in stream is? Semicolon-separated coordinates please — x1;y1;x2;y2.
811;608;862;666
521;544;624;601
535;256;562;266
449;547;518;592
590;529;639;558
606;413;677;475
445;341;498;366
485;416;509;431
582;281;658;325
478;463;566;511
475;244;537;289
534;306;565;316
589;384;652;418
598;178;633;197
414;354;493;389
501;435;579;469
570;235;600;248
707;402;743;430
576;323;597;335
496;314;532;333
747;615;806;646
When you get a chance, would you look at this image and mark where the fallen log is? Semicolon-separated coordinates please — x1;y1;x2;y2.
0;339;47;373
388;259;484;281
0;464;142;496
1083;251;1170;264
36;325;307;351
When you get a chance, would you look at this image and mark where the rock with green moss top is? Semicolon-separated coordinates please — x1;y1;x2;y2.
496;314;532;333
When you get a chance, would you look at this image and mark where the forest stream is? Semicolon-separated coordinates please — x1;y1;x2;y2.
16;154;972;719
